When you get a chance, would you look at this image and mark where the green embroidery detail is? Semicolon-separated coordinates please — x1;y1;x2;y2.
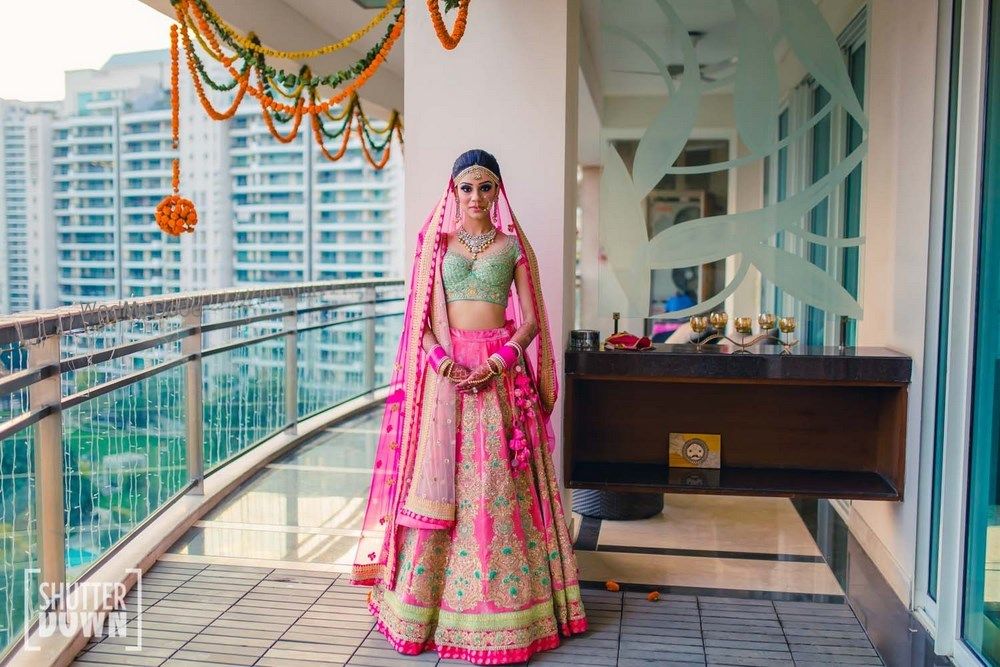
380;588;561;631
415;565;425;575
510;587;518;596
459;549;469;557
502;546;513;555
551;585;583;609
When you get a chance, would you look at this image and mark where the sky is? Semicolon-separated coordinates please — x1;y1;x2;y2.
1;0;174;102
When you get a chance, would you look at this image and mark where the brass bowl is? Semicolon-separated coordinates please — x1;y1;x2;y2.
690;316;709;334
758;312;776;331
778;316;797;334
709;311;729;329
734;316;753;335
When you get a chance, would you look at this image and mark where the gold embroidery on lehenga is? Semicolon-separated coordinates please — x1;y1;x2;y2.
441;398;485;611
370;329;587;653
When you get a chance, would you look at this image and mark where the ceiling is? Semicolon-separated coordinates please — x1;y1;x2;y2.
140;0;779;166
581;0;780;98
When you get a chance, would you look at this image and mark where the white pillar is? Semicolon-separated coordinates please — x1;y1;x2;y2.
579;166;601;331
404;2;580;476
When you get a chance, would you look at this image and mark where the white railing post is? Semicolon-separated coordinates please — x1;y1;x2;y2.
364;287;377;393
283;295;298;434
183;308;204;495
29;334;64;606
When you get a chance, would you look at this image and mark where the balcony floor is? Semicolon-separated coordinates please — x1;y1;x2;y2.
71;406;886;666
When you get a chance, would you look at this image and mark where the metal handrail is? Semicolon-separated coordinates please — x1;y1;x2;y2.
0;278;404;659
0;278;400;345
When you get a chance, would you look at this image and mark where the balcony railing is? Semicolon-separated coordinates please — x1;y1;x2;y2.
0;279;404;659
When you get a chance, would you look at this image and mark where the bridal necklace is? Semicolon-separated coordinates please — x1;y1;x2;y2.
457;225;497;260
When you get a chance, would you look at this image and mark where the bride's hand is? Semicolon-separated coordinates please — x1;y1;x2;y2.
447;364;471;385
455;362;495;392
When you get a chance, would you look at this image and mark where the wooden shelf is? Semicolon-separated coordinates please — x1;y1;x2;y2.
563;347;911;501
570;462;900;500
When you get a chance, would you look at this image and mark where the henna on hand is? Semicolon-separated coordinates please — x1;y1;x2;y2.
448;364;471;385
455;362;495;391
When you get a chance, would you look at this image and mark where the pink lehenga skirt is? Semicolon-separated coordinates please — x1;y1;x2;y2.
368;323;588;664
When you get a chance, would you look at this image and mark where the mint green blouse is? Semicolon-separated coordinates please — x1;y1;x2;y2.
442;235;523;306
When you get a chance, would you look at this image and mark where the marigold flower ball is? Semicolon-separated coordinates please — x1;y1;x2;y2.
155;194;198;236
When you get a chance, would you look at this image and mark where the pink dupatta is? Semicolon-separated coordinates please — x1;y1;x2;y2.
351;179;558;589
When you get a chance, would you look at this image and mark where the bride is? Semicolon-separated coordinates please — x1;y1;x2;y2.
352;149;588;664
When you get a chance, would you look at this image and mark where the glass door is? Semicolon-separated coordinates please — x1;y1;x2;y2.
963;3;1000;663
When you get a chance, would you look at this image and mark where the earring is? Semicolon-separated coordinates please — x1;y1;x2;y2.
454;203;461;223
491;199;499;224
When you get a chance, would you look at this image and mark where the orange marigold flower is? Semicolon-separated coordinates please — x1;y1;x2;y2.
647;591;660;602
605;580;620;592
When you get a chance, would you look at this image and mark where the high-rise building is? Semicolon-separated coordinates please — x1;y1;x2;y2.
41;49;402;311
55;51;182;305
1;100;59;313
5;48;403;396
230;109;403;285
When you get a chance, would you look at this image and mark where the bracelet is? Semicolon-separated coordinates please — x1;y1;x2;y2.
439;358;454;379
466;371;494;386
486;355;505;376
504;340;523;359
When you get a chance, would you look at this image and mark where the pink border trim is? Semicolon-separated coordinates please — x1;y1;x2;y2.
398;506;454;529
369;601;588;665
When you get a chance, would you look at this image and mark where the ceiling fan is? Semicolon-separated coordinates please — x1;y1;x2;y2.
610;31;737;83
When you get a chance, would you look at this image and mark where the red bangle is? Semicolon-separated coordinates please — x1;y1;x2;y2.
495;344;518;368
428;345;450;373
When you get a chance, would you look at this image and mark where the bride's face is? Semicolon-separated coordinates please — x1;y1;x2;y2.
455;171;497;224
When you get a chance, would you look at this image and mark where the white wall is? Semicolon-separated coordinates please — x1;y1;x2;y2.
403;1;580;471
851;0;941;606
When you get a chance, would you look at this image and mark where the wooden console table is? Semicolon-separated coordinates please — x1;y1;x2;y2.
563;345;912;501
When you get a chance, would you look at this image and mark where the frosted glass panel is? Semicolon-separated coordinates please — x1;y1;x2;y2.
597;0;868;327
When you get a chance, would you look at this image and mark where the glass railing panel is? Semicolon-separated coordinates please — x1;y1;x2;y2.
61;365;188;580
0;425;37;657
203;339;287;471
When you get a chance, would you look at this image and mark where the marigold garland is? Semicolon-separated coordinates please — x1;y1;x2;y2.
173;0;405;168
198;0;401;60
427;0;470;50
156;25;198;236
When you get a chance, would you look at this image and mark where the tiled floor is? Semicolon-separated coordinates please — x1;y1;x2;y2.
71;407;888;666
72;561;882;667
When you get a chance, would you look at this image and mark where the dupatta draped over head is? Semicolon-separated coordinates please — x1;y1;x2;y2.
352;149;558;589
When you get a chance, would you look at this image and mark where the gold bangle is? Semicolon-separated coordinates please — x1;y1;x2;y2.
467;373;492;386
439;358;454;378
